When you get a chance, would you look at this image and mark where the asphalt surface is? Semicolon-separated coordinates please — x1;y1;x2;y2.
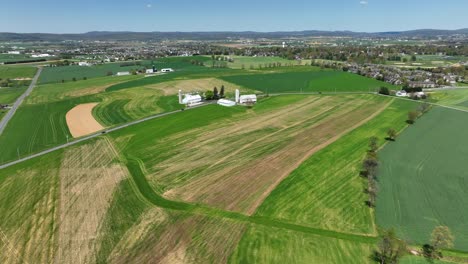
0;103;209;170
0;67;42;136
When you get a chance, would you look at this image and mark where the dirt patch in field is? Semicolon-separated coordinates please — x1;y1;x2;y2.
145;77;252;95
66;103;104;137
56;139;127;264
156;95;391;214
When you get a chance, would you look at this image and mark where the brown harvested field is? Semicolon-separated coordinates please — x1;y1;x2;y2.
145;77;253;95
142;95;391;214
56;139;127;264
108;213;247;264
66;103;104;137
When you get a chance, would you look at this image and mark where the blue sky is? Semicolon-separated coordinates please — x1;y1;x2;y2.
2;0;467;33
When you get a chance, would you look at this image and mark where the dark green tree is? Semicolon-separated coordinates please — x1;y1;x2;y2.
220;85;225;98
373;229;407;264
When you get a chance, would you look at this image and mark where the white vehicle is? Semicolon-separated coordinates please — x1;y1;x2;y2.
161;68;174;73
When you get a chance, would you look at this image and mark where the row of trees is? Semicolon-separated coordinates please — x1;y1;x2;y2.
204;85;225;100
374;226;454;263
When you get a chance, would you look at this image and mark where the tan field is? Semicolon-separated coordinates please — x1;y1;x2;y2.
66;103;104;137
145;77;253;96
108;214;246;264
56;139;127;264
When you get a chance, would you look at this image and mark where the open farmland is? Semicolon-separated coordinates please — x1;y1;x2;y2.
429;88;468;111
221;69;397;94
203;55;299;69
376;106;468;250
0;87;27;104
230;225;373;263
39;63;149;84
0;65;37;79
110;94;391;214
256;99;418;235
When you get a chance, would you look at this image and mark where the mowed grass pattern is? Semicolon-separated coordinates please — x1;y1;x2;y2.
222;69;397;93
229;225;373;264
377;106;468;250
256;99;418;235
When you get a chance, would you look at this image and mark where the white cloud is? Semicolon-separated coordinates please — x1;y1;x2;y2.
360;0;368;5
146;4;152;8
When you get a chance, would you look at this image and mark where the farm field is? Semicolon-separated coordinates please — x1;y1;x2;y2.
0;65;37;79
39;63;148;84
0;87;27;104
376;106;468;250
203;55;299;69
429;88;468;111
229;224;373;263
38;56;214;84
110;94;391;214
255;99;418;235
222;69;397;94
26;75;141;104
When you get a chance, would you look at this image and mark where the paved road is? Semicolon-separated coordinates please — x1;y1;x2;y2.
0;103;209;170
0;67;42;136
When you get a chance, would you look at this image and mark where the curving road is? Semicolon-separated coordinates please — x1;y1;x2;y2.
0;67;42;136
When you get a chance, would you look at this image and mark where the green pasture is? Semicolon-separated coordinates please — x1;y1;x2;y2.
229;225;373;263
256;99;417;234
0;65;37;79
203;55;297;69
429;89;468;111
376;106;468;250
0;87;27;104
26;75;141;104
222;69;397;93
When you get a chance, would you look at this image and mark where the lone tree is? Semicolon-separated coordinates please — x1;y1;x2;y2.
220;85;225;98
387;128;397;141
369;136;379;153
428;226;454;259
205;90;214;100
407;111;420;124
213;87;219;99
373;229;407;264
379;87;390;95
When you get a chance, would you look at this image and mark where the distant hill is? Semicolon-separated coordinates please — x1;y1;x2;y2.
0;29;467;41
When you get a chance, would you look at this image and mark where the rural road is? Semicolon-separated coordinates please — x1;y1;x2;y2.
0;67;42;136
0;103;209;170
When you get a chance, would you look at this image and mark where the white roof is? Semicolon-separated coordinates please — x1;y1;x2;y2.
182;94;202;104
217;99;236;107
239;94;257;99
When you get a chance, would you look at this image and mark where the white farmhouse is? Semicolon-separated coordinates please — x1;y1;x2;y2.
395;90;408;97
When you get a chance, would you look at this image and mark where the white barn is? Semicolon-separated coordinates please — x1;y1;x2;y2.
181;94;202;107
217;99;236;107
239;94;257;104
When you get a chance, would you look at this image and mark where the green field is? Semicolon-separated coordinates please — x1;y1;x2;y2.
222;69;397;93
429;89;468;111
256;99;417;235
377;106;468;250
203;55;299;69
0;65;37;79
0;87;27;104
230;225;373;263
39;57;214;84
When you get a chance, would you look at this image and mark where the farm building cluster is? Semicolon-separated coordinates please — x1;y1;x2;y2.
178;89;257;107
